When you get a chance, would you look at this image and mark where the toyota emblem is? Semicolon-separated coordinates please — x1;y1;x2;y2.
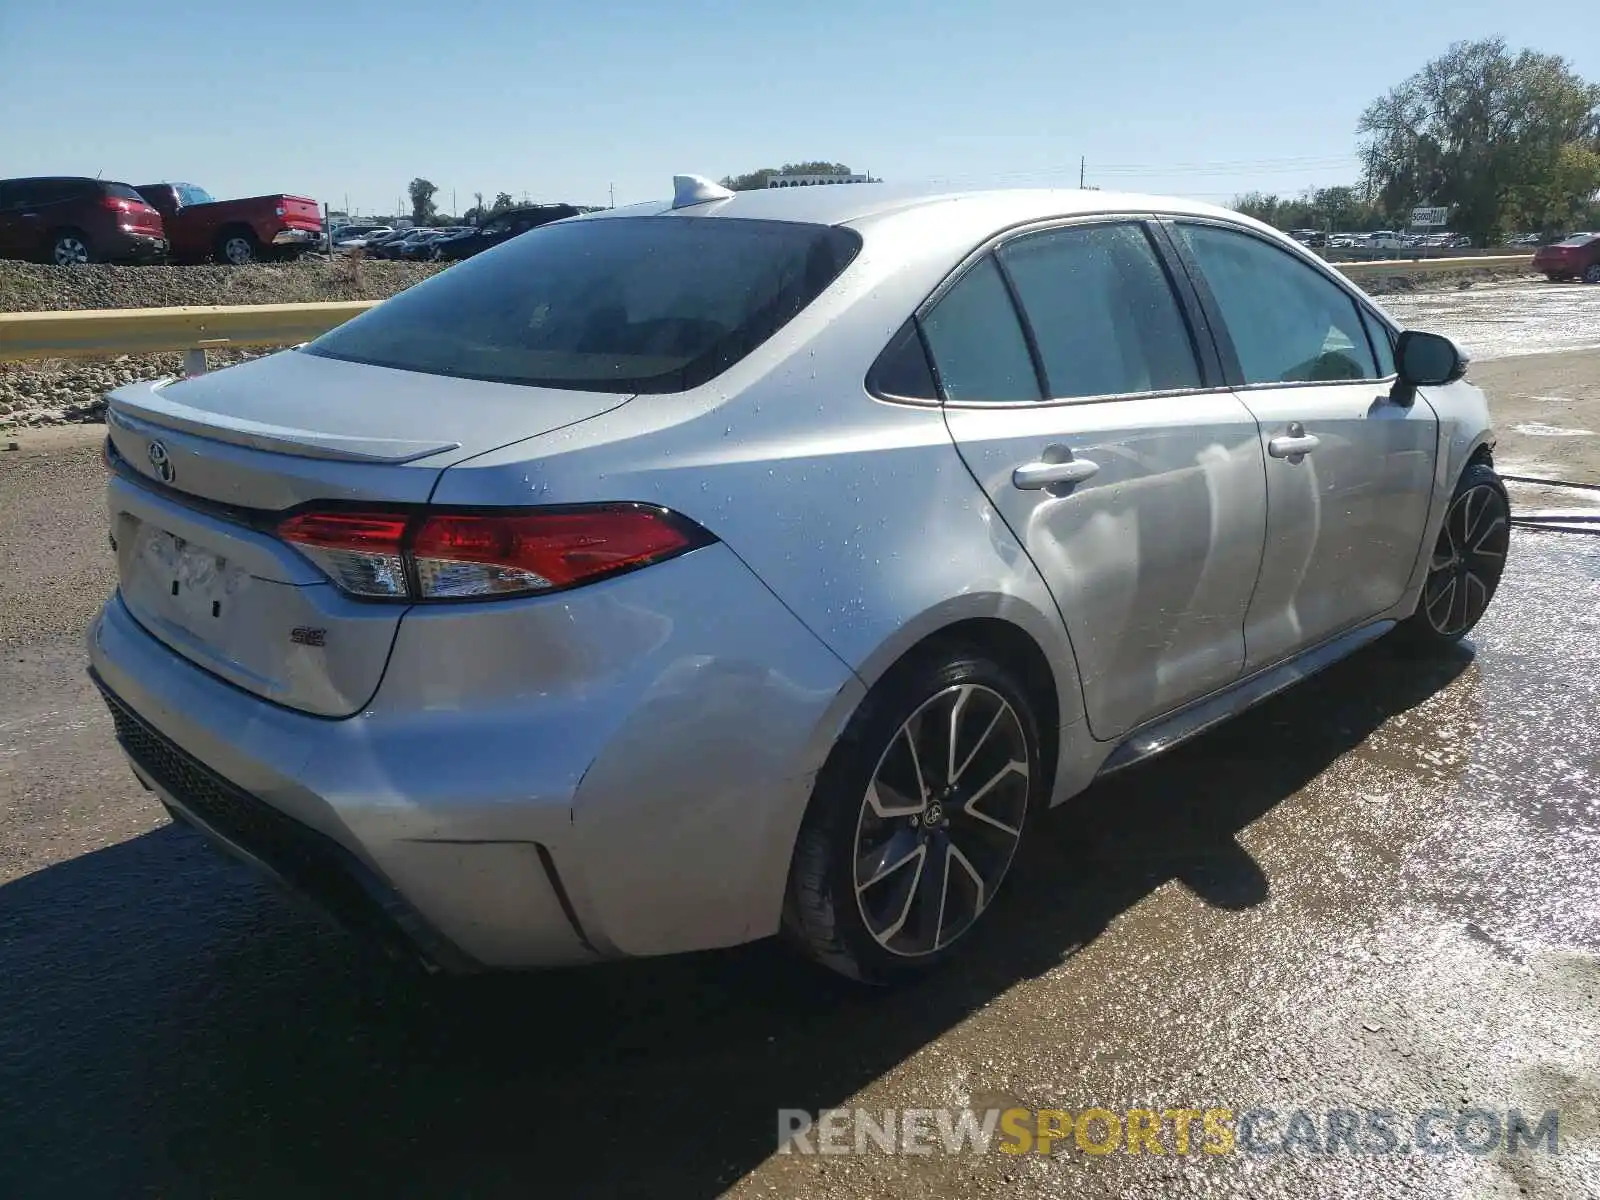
147;440;175;483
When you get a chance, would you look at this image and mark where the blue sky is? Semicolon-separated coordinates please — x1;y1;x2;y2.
3;1;1595;217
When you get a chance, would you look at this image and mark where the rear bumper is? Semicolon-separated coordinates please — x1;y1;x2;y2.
104;231;168;262
94;672;478;972
88;543;863;969
271;227;321;246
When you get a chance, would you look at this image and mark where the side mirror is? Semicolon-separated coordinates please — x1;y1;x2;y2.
1396;330;1469;387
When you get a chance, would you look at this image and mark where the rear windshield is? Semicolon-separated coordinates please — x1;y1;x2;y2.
1556;235;1597;247
103;183;146;201
304;216;861;393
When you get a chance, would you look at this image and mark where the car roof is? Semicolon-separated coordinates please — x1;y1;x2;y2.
583;182;1271;240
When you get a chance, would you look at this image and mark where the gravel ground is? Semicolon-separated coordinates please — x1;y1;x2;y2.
0;258;441;430
0;257;440;312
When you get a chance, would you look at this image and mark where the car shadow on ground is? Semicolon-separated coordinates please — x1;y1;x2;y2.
0;639;1471;1200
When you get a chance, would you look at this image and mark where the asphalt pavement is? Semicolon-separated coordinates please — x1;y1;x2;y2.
2;359;1599;1198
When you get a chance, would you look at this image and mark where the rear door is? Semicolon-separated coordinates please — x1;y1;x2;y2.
1166;219;1437;670
936;219;1268;740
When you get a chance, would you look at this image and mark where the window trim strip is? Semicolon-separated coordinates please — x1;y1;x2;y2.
870;208;1414;411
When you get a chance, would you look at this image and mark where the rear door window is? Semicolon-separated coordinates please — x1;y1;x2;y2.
998;223;1200;399
306;216;861;393
32;180;83;205
919;256;1041;403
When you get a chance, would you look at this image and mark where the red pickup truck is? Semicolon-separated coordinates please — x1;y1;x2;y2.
134;183;323;265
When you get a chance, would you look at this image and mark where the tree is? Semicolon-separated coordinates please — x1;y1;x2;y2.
1232;186;1387;233
1309;185;1381;232
492;191;516;212
1231;191;1281;225
1357;39;1600;244
1506;142;1600;235
720;161;855;191
408;178;439;225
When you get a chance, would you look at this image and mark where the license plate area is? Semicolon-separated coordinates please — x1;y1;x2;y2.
129;520;252;631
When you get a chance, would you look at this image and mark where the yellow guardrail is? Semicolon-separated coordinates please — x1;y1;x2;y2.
0;300;378;370
0;254;1538;370
1337;254;1533;276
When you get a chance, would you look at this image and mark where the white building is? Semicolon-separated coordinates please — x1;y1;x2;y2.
767;173;872;188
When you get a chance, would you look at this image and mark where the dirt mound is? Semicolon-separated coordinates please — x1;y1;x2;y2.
1;258;443;429
0;258;441;313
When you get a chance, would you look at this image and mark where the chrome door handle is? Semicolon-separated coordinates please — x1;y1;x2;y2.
1268;422;1320;459
1268;434;1320;457
1012;456;1100;490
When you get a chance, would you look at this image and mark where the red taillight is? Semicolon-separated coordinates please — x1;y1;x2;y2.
278;510;411;551
276;504;708;601
278;510;411;597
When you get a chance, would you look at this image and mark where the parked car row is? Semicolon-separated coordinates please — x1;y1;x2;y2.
1314;230;1473;252
0;176;322;266
363;226;471;260
327;204;586;263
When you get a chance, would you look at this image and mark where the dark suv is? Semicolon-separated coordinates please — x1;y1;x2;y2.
0;177;168;265
428;204;581;261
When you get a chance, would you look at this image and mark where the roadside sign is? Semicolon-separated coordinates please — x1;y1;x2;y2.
1411;206;1449;227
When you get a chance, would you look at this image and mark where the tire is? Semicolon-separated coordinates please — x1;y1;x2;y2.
1400;462;1509;645
782;646;1042;984
50;229;93;266
1584;264;1600;285
216;229;261;265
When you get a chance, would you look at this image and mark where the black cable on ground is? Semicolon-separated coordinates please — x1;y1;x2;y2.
1499;474;1600;534
1501;473;1600;492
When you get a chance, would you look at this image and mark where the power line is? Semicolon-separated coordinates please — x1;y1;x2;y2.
916;166;1361;193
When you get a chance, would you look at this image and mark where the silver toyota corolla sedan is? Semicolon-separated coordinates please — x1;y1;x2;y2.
89;177;1508;982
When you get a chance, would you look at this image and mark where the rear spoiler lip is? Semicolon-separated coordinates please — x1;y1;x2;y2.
106;379;462;464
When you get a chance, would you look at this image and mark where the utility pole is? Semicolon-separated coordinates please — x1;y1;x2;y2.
451;189;457;220
609;182;615;209
1079;156;1085;188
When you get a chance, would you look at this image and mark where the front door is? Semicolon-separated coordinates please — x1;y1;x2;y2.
1167;220;1438;670
931;220;1268;741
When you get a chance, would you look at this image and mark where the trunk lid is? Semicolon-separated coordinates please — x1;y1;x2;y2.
105;349;634;716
